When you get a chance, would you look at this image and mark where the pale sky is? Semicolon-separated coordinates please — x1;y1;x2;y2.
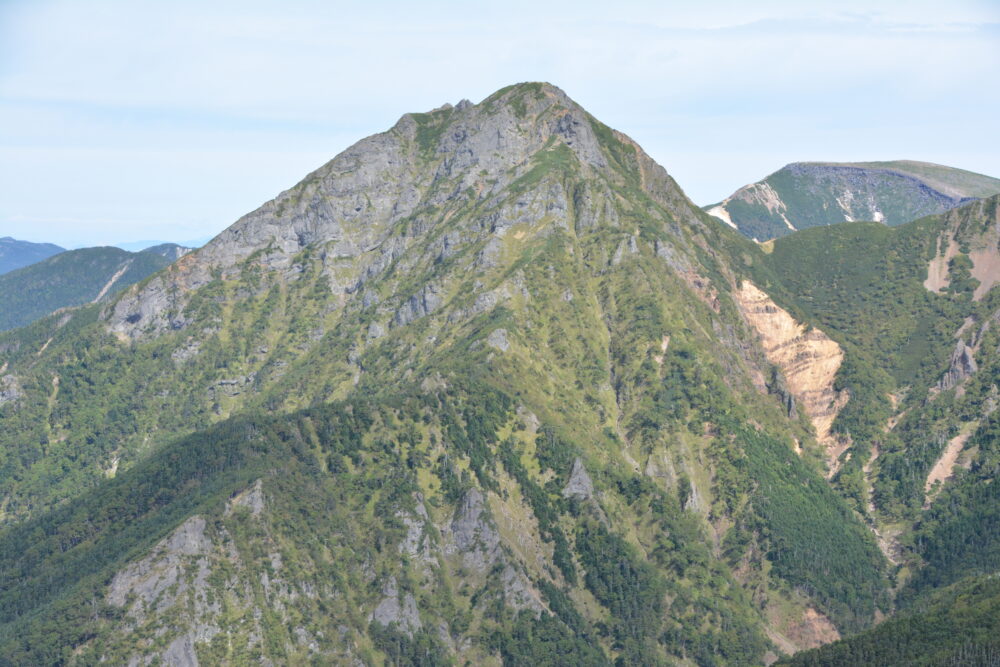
2;0;998;247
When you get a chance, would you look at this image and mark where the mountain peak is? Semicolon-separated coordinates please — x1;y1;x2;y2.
105;82;701;339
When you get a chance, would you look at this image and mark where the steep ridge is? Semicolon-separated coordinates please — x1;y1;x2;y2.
0;83;887;664
708;161;1000;241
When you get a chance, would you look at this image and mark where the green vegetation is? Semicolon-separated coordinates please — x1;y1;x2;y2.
751;217;982;514
0;246;170;330
842;160;1000;200
0;236;64;275
11;82;999;665
778;575;1000;666
710;160;1000;241
902;412;1000;601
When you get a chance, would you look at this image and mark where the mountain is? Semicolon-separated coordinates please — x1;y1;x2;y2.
1;83;999;665
0;246;173;331
0;82;894;665
707;160;1000;241
0;237;64;275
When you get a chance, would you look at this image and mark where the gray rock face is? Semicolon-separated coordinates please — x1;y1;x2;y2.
398;493;437;566
394;283;443;326
938;339;978;391
562;458;594;501
162;634;199;667
447;488;501;573
683;480;704;513
107;515;213;609
371;576;422;636
0;374;20;406
486;328;509;351
207;372;256;400
768;368;798;419
226;479;265;517
367;320;385;341
103;83;693;341
499;564;545;613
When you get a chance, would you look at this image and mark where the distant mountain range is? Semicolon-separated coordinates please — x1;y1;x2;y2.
0;237;65;275
706;160;1000;241
0;244;191;331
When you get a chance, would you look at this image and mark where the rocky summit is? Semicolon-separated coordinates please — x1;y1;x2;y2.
1;83;999;665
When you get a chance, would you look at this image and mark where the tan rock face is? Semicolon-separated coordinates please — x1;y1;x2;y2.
924;422;978;507
765;604;841;657
735;281;848;472
923;232;959;293
924;197;1000;300
790;608;841;648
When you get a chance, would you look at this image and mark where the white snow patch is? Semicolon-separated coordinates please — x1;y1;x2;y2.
707;205;738;229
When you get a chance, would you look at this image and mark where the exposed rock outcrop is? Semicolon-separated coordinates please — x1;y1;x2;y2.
107;515;213;610
226;478;265;517
397;493;437;567
104;83;699;343
562;458;594;501
447;488;501;573
938;339;978;392
735;281;848;472
710;161;996;241
486;328;509;351
444;488;543;612
371;576;422;636
925;197;1000;300
0;374;20;406
924;423;977;507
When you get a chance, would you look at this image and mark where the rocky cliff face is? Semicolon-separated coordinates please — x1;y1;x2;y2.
106;83;696;341
735;281;849;472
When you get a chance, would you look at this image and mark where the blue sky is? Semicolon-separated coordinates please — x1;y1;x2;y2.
2;0;998;247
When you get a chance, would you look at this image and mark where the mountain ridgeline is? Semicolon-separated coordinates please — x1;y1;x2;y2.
707;160;1000;241
0;83;997;664
0;244;190;331
0;237;64;275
